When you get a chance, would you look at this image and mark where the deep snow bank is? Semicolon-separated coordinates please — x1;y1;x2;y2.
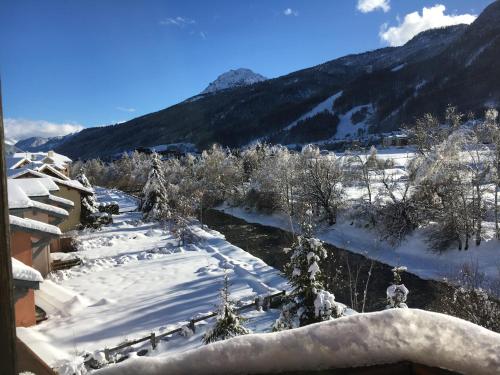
96;309;500;375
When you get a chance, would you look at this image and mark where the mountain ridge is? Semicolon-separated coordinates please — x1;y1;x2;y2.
54;1;500;160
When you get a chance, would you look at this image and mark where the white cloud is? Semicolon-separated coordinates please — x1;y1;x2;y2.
116;106;136;113
380;4;477;46
159;17;196;27
283;8;299;16
4;118;84;142
199;31;207;40
357;0;390;13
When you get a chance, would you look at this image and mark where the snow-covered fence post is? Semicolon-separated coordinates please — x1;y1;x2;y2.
104;348;110;362
188;320;196;334
150;332;157;350
262;295;270;311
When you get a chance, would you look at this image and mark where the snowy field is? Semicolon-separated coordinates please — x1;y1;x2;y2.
218;147;500;292
18;188;287;373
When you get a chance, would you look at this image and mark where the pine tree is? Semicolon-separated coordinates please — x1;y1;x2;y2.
274;211;343;330
203;272;250;344
76;169;99;225
141;153;170;221
386;266;409;309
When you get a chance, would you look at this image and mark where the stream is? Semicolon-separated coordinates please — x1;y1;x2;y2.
202;209;473;314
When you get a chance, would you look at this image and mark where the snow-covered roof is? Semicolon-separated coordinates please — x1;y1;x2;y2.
5;156;30;170
30;200;69;217
7;181;32;209
11;169;94;195
7;167;29;178
12;257;43;283
36;164;70;180
13;151;72;165
11;151;71;175
48;194;74;207
97;309;500;375
7;180;69;217
9;178;51;197
9;215;62;236
35;177;60;192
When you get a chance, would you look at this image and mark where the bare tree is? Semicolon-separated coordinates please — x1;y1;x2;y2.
299;147;344;226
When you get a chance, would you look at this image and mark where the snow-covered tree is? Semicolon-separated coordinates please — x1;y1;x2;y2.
141;153;170;221
203;272;250;344
386;266;409;309
275;211;343;330
481;108;500;239
299;147;344;225
76;169;99;225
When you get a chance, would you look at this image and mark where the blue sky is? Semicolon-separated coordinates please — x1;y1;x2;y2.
0;0;492;140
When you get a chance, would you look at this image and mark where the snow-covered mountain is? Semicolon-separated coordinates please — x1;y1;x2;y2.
201;68;267;94
4;137;17;146
15;134;75;152
4;140;21;155
55;1;500;160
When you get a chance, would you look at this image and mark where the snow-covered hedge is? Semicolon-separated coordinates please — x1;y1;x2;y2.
96;309;500;375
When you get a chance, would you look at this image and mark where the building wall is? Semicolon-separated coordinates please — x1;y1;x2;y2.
32;243;51;277
11;231;33;266
23;210;52;277
10;231;37;327
53;186;82;232
14;289;36;327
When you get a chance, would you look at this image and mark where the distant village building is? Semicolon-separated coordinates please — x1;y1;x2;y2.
381;132;409;147
8;150;72;176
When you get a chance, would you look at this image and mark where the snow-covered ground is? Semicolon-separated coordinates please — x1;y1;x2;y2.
95;309;500;375
18;188;287;373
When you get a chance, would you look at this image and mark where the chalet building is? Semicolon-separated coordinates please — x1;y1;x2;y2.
8;180;67;277
11;169;93;232
8;150;72;177
9;214;60;327
8;177;76;252
11;256;43;327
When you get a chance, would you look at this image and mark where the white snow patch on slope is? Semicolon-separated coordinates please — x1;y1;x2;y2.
466;40;494;67
95;309;500;375
334;104;372;139
285;91;343;131
391;63;406;72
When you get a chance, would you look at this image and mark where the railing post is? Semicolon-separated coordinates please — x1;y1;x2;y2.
262;296;268;311
188;320;196;334
0;79;17;375
150;332;156;350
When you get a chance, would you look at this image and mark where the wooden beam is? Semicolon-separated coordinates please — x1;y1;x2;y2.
0;80;18;373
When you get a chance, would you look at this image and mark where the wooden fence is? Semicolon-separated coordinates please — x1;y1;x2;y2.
103;290;286;361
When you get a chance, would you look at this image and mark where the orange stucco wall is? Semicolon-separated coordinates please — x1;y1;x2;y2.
11;231;33;266
15;290;36;327
11;231;37;327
